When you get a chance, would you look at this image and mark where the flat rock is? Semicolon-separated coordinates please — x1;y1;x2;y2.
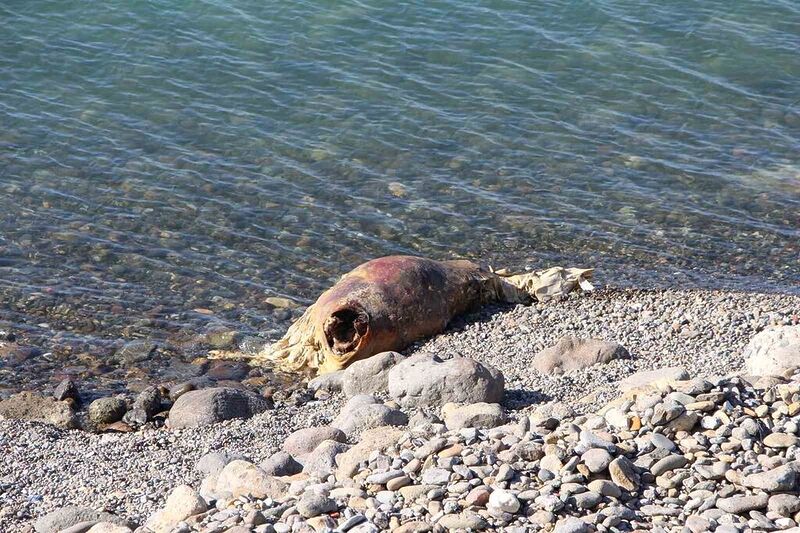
438;511;487;530
651;454;689;476
619;366;689;392
764;433;800;448
716;493;769;514
0;391;76;429
534;336;628;374
34;507;129;533
341;351;402;397
769;494;800;516
744;325;800;376
388;354;504;407
742;463;798;492
168;387;271;429
609;456;639;491
554;516;591;533
86;524;133;533
443;402;507;430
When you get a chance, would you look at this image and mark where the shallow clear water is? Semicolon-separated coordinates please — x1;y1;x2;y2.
1;0;799;390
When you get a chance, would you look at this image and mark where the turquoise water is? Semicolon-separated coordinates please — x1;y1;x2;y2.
0;0;799;389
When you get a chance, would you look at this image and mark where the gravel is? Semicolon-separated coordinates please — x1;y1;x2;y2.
414;288;800;410
0;287;798;532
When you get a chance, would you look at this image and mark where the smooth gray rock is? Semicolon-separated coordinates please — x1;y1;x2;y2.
443;402;507;430
769;494;800;516
341;351;403;397
744;325;800;376
282;426;346;459
742;463;798;492
554;516;591;533
168;387;270;429
195;451;246;477
34;507;129;533
332;396;408;438
651;454;689;476
716;493;769;514
303;440;351;478
296;491;337;518
534;336;628;374
388;354;504;407
581;448;612;473
307;371;344;394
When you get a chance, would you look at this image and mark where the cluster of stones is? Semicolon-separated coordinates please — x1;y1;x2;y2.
136;367;800;533
26;324;800;533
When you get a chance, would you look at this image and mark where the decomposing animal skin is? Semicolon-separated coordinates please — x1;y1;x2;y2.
257;256;593;374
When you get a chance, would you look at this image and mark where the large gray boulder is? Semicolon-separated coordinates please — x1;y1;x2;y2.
534;336;628;374
0;392;76;429
388;354;504;408
168;387;270;429
33;507;130;533
744;326;800;376
341;351;403;397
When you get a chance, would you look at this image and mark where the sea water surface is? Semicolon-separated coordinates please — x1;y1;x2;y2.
1;0;799;392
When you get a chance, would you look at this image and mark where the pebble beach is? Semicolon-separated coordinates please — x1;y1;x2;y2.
2;287;800;533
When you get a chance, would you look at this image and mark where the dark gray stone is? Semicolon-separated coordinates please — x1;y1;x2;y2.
168;387;271;429
87;397;127;425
